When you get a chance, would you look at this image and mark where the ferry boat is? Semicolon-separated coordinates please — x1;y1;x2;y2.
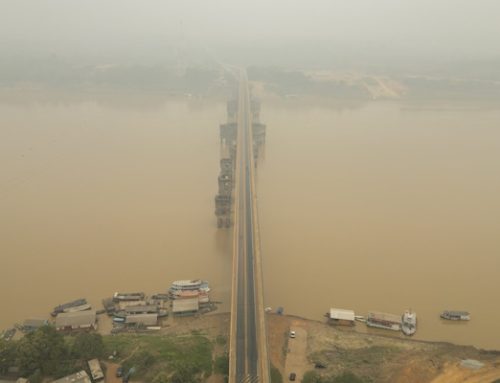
366;311;401;331
440;311;470;321
170;279;204;291
401;310;417;336
171;290;200;299
51;298;87;317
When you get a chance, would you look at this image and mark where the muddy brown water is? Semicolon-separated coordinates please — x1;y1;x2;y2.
1;93;499;349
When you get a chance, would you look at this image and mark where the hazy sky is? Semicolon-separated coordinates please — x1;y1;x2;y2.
2;0;500;58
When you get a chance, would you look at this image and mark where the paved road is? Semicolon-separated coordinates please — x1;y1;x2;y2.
230;71;268;383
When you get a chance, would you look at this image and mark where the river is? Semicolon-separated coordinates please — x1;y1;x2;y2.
1;91;499;349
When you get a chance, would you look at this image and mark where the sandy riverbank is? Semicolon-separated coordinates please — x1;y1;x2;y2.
156;312;500;383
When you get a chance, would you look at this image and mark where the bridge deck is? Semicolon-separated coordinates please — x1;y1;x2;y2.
229;71;270;383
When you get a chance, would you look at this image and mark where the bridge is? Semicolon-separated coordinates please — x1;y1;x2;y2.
227;70;270;383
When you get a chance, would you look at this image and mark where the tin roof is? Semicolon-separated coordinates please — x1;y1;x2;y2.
329;308;355;321
124;305;158;314
55;311;96;329
51;370;91;383
87;359;104;380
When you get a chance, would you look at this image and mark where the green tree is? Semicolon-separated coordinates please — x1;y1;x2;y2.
214;354;229;375
0;338;17;374
302;371;322;383
16;326;68;376
270;366;283;383
152;372;169;383
71;333;104;360
332;372;366;383
170;361;200;383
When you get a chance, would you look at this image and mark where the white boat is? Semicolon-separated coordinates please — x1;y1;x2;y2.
199;293;210;304
440;311;470;321
401;310;417;336
169;280;204;291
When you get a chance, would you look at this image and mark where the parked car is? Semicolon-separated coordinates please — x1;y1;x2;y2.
289;330;296;338
289;372;296;381
116;366;124;377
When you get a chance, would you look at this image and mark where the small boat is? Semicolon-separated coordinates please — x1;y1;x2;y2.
401;310;417;336
51;298;87;316
440;311;470;321
113;292;145;302
199;293;210;304
63;303;92;313
158;310;169;318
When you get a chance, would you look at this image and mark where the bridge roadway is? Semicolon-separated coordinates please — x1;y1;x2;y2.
229;71;270;383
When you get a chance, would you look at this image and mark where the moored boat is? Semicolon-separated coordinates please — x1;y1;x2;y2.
169;279;204;291
366;311;401;331
113;292;145;302
440;311;470;321
199;293;210;304
171;290;200;299
401;310;417;336
51;298;87;317
63;303;92;314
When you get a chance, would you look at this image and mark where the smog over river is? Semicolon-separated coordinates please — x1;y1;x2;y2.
1;0;500;357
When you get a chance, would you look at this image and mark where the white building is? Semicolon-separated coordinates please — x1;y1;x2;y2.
328;308;355;326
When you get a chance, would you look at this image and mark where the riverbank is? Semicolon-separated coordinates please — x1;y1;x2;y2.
161;313;500;383
2;312;499;382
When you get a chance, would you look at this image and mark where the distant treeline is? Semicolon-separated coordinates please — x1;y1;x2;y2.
0;56;224;94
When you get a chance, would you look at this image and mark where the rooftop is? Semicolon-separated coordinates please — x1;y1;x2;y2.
329;308;355;321
51;370;91;383
55;311;96;329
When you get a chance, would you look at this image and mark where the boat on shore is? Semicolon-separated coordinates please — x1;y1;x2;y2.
51;298;87;317
440;311;470;321
366;311;401;331
401;310;417;336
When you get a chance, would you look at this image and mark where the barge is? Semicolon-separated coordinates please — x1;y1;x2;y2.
113;292;145;302
366;311;401;331
51;298;87;317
